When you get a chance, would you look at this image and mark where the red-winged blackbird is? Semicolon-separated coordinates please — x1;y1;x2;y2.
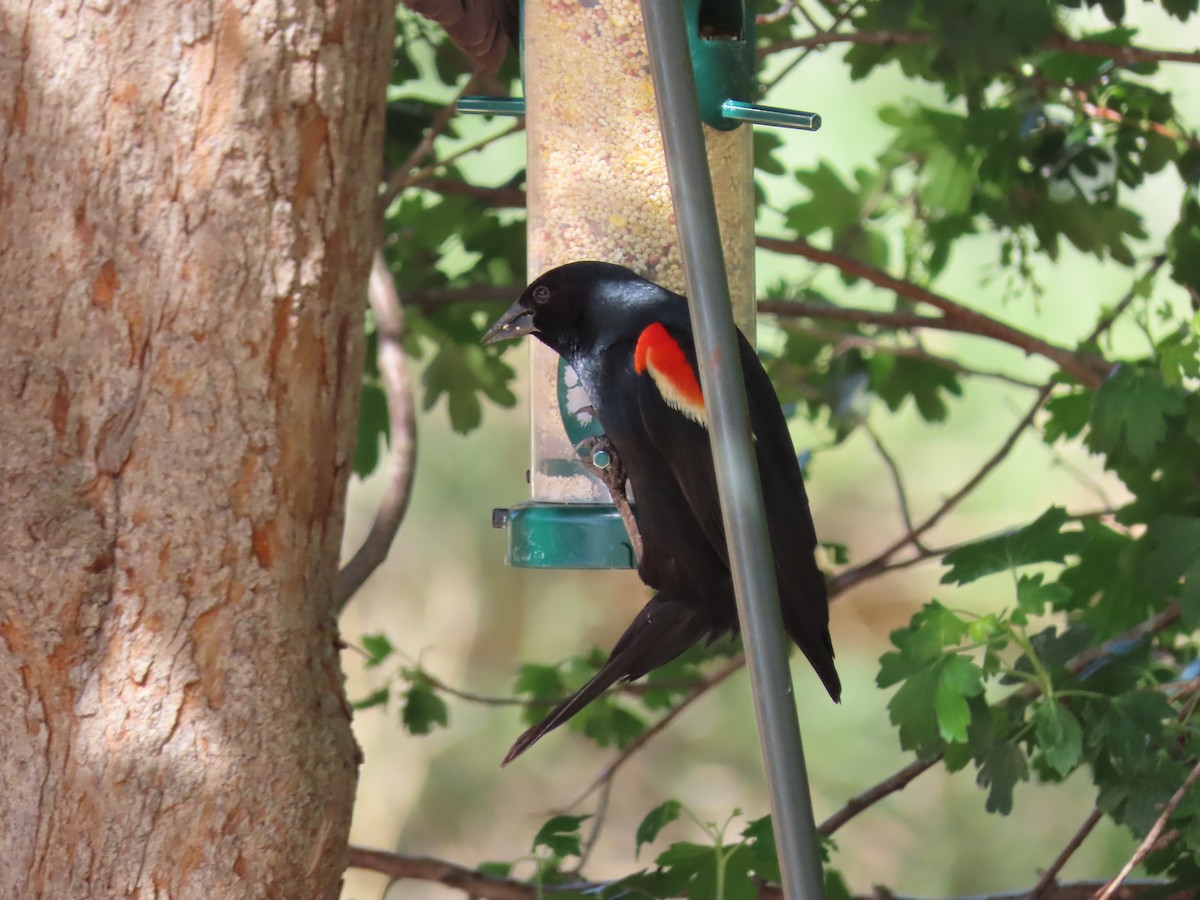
483;261;839;765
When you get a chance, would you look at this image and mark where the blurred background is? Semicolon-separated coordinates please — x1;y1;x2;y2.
340;4;1197;898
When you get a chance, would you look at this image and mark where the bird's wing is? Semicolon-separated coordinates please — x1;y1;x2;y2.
633;321;840;701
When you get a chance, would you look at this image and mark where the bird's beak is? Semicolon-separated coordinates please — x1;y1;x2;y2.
481;301;537;345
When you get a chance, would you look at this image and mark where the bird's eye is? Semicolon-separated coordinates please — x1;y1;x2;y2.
532;285;551;304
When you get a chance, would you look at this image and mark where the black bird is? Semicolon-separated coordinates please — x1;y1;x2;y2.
483;261;839;765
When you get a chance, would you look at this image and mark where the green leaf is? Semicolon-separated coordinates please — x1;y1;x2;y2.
1033;700;1084;776
941;507;1084;584
514;663;566;702
579;701;646;749
825;869;854;900
975;740;1029;815
878;601;970;687
786;162;863;238
1145;516;1200;626
1169;197;1200;293
422;341;517;435
653;841;712;884
476;861;512;879
1015;574;1071;621
532;814;591;859
870;353;963;422
1042;391;1091;444
1162;0;1199;21
753;131;786;176
1089;365;1186;463
635;801;682;857
361;633;395;668
886;663;942;755
919;145;976;216
354;382;390;477
401;680;449;735
351;686;390;711
935;655;985;743
740;816;781;884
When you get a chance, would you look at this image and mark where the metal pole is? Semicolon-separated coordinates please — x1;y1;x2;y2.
637;4;827;899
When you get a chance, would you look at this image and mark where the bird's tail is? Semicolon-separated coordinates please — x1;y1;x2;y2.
782;600;840;705
779;566;842;703
502;592;712;766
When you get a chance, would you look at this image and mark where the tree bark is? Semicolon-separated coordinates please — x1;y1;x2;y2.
0;2;391;896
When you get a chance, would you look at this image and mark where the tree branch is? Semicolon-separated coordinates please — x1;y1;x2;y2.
406;285;1084;389
410;175;526;208
819;756;939;836
345;848;1179;900
335;252;418;611
811;327;1043;389
347;847;536;900
829;382;1055;596
756;0;796;25
560;656;745;811
1033;808;1104;898
757;235;1111;387
759;29;1200;67
380;73;481;213
1092;757;1200;900
864;422;923;546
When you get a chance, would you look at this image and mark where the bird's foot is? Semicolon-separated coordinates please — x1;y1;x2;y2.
576;434;627;491
576;435;642;563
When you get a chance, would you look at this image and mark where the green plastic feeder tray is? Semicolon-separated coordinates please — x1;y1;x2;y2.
494;503;637;569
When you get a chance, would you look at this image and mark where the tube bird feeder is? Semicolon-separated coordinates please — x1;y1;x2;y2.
465;0;820;569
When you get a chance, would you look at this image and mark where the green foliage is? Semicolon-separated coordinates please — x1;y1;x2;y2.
533;815;591;859
364;0;1200;895
347;640;452;735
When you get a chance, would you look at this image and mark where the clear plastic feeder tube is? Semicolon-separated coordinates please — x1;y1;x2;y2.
524;0;754;504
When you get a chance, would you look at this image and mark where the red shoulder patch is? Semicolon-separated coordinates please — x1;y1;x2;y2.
634;323;706;426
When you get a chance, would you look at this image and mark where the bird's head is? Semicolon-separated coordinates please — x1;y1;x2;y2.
482;261;672;357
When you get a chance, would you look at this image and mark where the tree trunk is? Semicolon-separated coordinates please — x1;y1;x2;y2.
0;2;391;896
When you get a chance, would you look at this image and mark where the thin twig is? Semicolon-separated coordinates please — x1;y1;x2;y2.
348;847;536;900
1085;255;1167;346
405;121;525;187
758;235;1111;387
410;175;526;208
406;284;1080;387
864;422;922;546
1092;757;1200;900
812;325;1044;388
830;382;1055;596
761;0;863;92
758;29;1200;66
345;847;1176;900
819;756;939;835
336;253;418;611
560;656;745;811
574;777;614;874
1032;808;1104;898
380;73;480;213
756;0;795;25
